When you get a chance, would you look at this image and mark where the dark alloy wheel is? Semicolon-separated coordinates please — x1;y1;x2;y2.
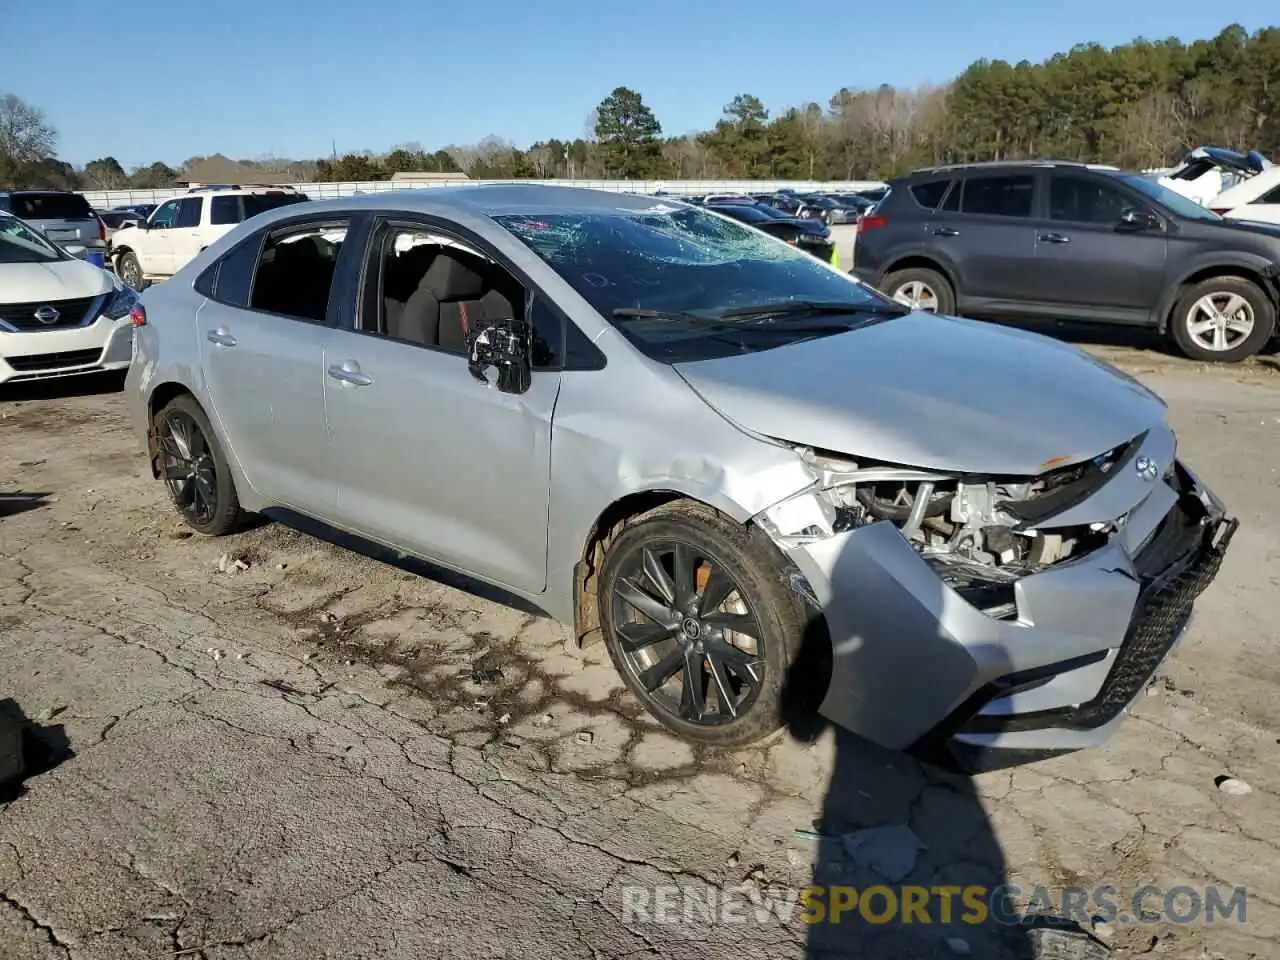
154;394;242;536
598;502;808;747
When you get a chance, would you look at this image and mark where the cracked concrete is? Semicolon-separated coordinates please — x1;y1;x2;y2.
0;350;1277;959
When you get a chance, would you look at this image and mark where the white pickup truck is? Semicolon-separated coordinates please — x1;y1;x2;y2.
111;186;310;289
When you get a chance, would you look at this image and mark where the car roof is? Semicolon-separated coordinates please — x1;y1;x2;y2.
267;184;698;220
902;160;1121;179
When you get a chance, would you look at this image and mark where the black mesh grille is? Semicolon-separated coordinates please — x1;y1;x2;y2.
6;349;102;372
0;297;99;330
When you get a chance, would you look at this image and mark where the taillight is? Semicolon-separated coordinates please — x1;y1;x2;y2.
129;304;147;326
858;215;888;231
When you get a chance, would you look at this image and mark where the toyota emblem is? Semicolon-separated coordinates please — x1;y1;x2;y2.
33;305;59;325
1135;455;1159;482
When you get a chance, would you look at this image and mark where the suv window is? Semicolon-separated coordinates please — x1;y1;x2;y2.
961;175;1034;218
249;221;348;322
8;192;93;220
151;199;181;229
211;195;241;225
1048;175;1130;224
176;197;203;228
909;179;951;210
1258;183;1280;204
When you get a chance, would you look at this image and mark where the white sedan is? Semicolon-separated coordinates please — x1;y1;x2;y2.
0;212;140;385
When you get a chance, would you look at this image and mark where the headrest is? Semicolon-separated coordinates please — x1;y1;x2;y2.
420;252;486;300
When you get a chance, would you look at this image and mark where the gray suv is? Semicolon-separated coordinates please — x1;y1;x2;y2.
0;190;108;267
852;160;1280;362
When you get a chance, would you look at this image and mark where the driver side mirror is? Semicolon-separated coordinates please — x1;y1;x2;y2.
466;320;532;395
1117;207;1161;232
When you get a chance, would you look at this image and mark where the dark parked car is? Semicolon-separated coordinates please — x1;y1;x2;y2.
709;202;837;263
795;194;861;225
852;160;1280;362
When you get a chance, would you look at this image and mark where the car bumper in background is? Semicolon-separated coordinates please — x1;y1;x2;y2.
0;318;133;384
783;432;1235;771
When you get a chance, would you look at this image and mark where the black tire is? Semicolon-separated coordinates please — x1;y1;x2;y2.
882;266;955;314
1169;276;1275;363
598;501;807;748
116;251;147;291
153;394;242;536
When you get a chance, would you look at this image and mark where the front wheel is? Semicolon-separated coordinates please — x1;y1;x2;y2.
116;251;147;291
597;502;807;748
153;394;243;536
1169;276;1275;362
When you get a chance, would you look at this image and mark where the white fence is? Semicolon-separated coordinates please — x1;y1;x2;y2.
79;178;888;210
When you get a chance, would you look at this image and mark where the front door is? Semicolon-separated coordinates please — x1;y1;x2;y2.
323;219;561;594
197;216;353;514
1033;172;1168;321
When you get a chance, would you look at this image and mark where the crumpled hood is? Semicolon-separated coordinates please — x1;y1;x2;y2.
673;312;1168;476
0;259;113;303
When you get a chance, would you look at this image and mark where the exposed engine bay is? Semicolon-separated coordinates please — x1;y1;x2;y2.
759;439;1140;617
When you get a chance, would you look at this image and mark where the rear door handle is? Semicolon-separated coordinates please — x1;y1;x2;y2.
933;227;960;237
1039;233;1071;243
327;361;373;387
206;329;237;347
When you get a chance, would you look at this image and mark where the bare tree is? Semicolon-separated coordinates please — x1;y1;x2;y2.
0;93;57;169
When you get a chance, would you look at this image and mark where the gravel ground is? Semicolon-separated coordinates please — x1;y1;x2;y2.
0;338;1276;960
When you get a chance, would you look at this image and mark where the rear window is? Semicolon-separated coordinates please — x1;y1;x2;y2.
9;192;94;221
909;180;951;210
243;194;308;219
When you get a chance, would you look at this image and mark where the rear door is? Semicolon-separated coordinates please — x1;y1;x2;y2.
196;214;355;514
938;173;1041;308
1033;172;1168;322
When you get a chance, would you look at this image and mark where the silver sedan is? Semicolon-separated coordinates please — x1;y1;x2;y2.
124;185;1236;768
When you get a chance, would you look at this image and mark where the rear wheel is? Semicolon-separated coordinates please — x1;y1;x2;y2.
1170;276;1275;362
153;394;242;536
883;266;955;314
598;502;806;748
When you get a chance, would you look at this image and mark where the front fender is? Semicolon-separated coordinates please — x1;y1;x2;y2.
1156;253;1280;331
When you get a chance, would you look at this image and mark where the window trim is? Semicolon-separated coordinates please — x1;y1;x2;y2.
352;212;604;373
956;173;1037;220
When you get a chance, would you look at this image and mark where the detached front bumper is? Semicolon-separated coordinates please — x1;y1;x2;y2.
785;432;1235;769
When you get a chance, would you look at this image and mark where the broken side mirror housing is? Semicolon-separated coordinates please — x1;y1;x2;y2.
1117;207;1161;232
466;320;532;395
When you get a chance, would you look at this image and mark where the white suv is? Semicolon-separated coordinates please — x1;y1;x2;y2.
111;187;310;289
0;212;140;385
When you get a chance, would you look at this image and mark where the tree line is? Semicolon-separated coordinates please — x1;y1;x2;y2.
1;24;1276;192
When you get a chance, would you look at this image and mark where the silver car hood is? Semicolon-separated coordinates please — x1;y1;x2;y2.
672;312;1167;476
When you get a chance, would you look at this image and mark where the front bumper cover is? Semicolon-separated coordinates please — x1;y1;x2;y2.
784;434;1234;763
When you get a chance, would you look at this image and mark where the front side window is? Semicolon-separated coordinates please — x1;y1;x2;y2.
0;215;65;264
1119;175;1221;222
1048;175;1132;224
249;221;348;322
960;175;1034;218
176;197;203;228
150;200;180;230
495;204;900;362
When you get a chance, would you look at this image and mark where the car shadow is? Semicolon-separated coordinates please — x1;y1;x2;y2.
779;536;1112;959
257;507;550;618
0;698;74;805
0;370;126;403
0;492;53;520
978;316;1280;360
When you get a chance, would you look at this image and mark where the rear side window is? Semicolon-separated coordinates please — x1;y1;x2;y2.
249;221;349;322
211;195;241;225
909;179;951;210
9;192;93;220
176;197;203;228
242;194;308;220
961;176;1034;218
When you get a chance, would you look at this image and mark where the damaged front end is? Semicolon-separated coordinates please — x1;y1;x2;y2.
752;424;1236;761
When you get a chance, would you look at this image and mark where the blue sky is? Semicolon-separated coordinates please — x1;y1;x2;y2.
4;0;1271;168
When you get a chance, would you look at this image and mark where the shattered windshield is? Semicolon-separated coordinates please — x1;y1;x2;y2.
495;205;893;361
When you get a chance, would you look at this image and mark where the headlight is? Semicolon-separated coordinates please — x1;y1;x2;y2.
101;281;139;321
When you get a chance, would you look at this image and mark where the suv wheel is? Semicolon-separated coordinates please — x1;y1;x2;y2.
883;267;955;314
1170;276;1275;363
116;251;147;291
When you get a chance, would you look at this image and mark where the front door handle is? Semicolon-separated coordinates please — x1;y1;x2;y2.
327;361;373;387
933;227;960;237
1039;233;1071;243
206;329;237;347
